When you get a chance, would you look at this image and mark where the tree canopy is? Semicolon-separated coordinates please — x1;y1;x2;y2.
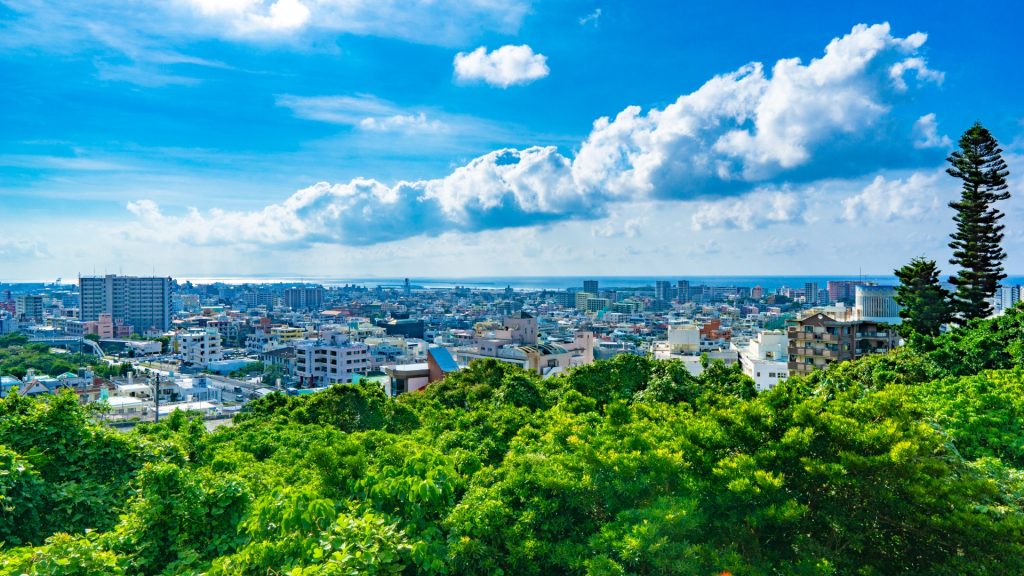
4;310;1024;574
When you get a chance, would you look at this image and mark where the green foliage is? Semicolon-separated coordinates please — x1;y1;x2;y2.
3;315;1024;574
894;256;953;337
0;533;123;576
946;121;1012;322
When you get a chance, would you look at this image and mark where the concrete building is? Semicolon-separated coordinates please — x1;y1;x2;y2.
15;295;43;324
655;281;673;302
737;331;790;391
294;332;371;387
827;280;871;304
575;292;595;310
385;363;430;396
992;285;1022;315
855;285;902;324
84;313;115;339
804;282;819;305
79;275;172;332
583;280;599;295
666;324;700;354
176;327;223;367
787;311;898;377
677;280;690;303
0;313;18;334
284;286;324;311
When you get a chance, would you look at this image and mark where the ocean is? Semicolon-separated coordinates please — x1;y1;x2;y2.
172;275;1024;292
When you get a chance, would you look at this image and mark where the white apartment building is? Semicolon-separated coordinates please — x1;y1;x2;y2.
737;331;790;391
176;327;223;367
295;332;372;387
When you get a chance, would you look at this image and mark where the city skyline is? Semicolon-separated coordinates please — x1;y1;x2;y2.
2;1;1023;281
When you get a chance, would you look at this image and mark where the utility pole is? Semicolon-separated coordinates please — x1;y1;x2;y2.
154;373;160;423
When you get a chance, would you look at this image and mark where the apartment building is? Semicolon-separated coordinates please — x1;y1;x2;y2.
79;275;172;332
176;327;223;367
787;311;897;377
294;332;371;387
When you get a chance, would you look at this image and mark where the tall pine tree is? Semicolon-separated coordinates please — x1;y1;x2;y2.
894;257;952;337
947;122;1011;323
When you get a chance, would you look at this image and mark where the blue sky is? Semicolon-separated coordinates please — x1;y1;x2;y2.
1;0;1022;281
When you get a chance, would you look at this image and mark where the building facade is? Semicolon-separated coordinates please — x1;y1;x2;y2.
787;312;898;377
79;275;172;332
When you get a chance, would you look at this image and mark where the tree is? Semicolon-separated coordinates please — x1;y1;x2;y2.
947;122;1011;322
894;257;953;337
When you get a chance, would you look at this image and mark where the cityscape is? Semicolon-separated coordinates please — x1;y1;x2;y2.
3;0;1024;573
1;274;1022;420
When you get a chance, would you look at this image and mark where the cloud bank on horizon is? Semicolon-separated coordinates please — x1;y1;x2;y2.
125;23;948;247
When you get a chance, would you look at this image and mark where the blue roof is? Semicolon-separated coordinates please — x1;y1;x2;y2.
428;347;459;373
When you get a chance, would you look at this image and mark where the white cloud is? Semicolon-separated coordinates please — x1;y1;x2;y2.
690;189;806;231
125;23;945;248
2;0;532;49
913;113;952;149
454;45;550;88
0;240;51;260
187;0;310;34
579;8;601;27
572;23;939;196
276;94;447;133
889;57;944;91
841;172;943;222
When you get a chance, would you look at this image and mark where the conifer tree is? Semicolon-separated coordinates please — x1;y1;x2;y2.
946;122;1011;322
894;257;952;337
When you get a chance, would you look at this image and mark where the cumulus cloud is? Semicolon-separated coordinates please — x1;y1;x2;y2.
454;45;550;88
690;189;806;231
126;23;944;248
841;172;943;222
913;113;952;149
187;0;310;34
276;94;447;133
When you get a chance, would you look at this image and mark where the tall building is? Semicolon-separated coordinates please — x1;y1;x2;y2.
992;285;1022;315
655;280;673;302
284;286;324;311
804;282;819;305
583;280;599;295
575;292;595;310
827;280;871;304
15;295;43;324
677;280;690;302
79;275;172;332
855;285;902;324
751;285;764;299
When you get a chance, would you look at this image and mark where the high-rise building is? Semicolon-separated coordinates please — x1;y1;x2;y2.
677;280;690;302
583;280;599;295
655;280;673;302
827;280;871;304
15;295;43;324
79;275;172;332
575;292;595;310
992;285;1022;315
284;286;324;311
855;285;902;324
804;282;819;305
751;285;764;299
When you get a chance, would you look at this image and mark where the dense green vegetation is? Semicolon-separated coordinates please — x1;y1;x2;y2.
0;334;133;380
3;308;1024;574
